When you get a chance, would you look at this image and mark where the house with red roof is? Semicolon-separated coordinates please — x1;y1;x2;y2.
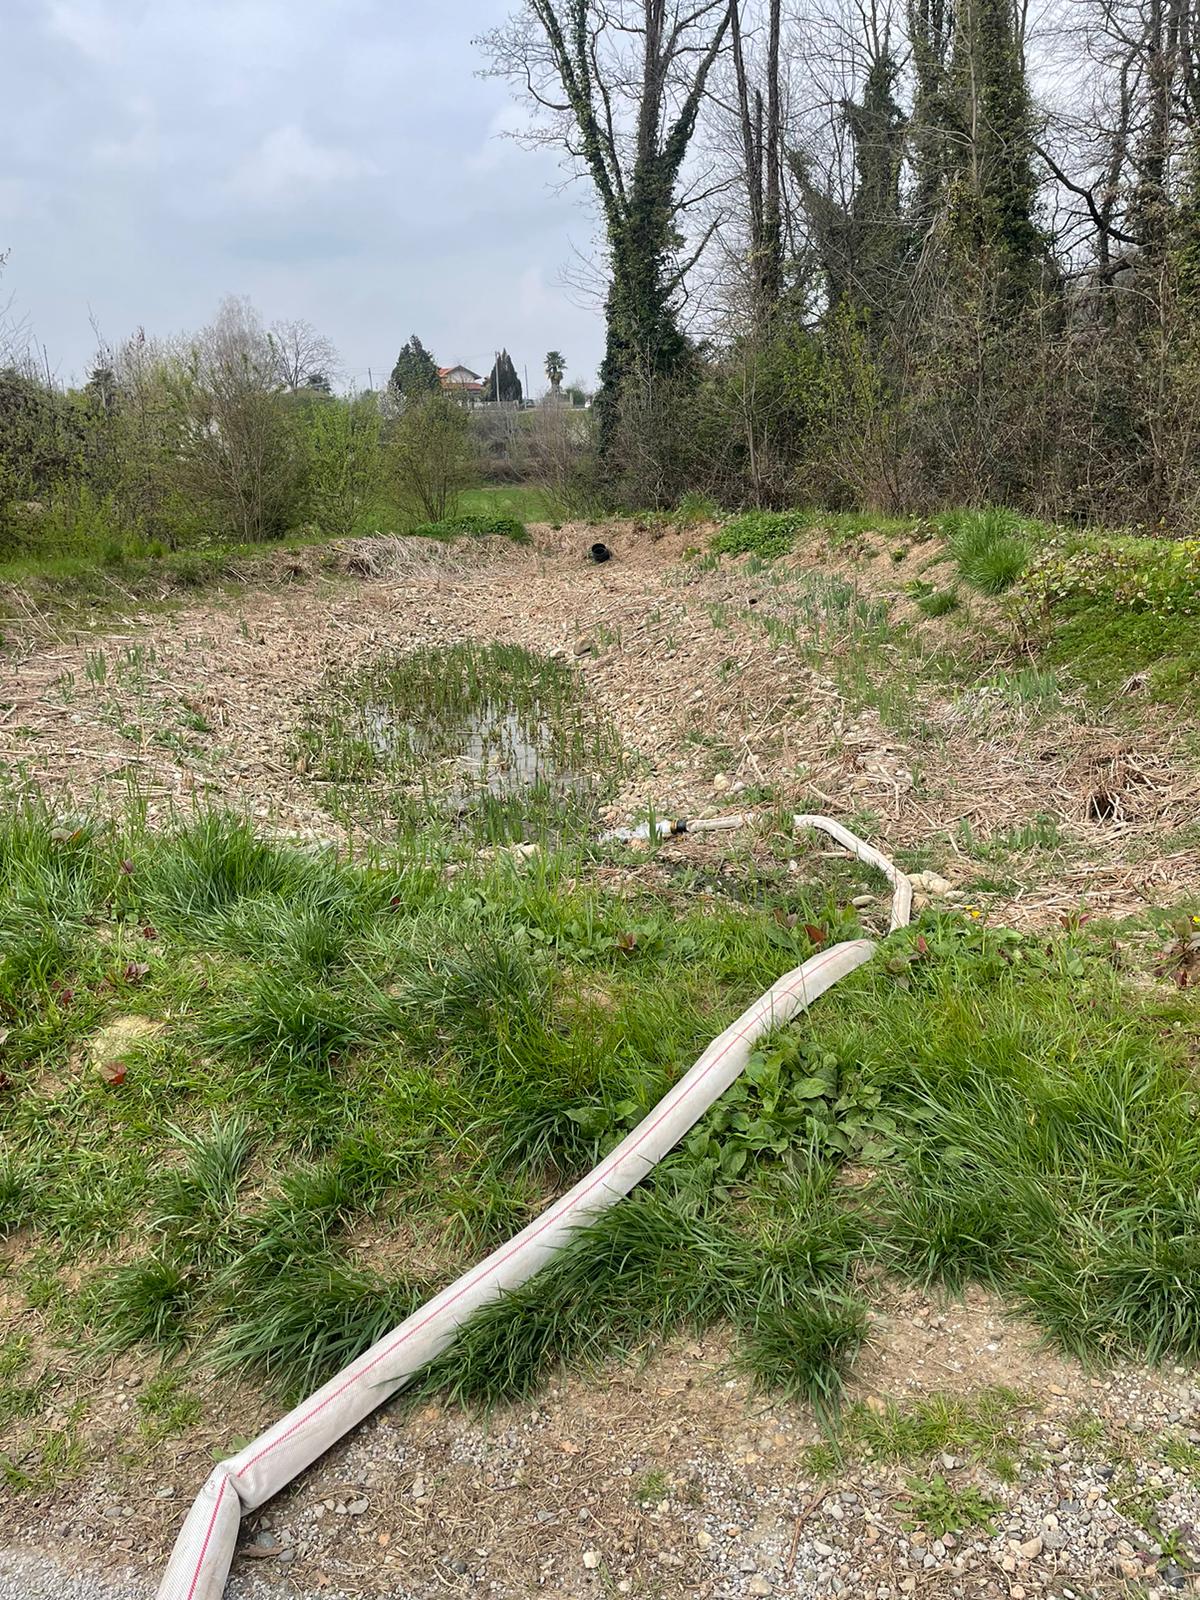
438;364;485;396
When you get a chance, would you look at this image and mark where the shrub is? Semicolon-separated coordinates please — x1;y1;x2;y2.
388;392;475;524
303;391;384;537
162;299;309;543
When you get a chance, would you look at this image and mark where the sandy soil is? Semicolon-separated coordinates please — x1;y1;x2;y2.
2;523;1197;926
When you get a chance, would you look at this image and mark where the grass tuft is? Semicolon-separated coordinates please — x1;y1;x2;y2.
215;1257;430;1403
945;507;1031;594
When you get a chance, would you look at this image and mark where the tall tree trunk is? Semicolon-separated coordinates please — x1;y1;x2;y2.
731;0;784;328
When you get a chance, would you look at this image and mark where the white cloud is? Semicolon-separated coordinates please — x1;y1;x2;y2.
518;264;555;320
92;97;158;168
227;124;379;205
44;0;120;62
468;102;527;174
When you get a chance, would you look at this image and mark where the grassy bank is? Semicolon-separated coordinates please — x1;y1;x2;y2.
701;505;1200;712
0;484;546;634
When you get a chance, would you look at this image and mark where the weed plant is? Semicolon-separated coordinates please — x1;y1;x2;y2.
712;511;807;559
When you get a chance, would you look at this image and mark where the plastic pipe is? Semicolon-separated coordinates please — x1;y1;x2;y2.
157;817;911;1600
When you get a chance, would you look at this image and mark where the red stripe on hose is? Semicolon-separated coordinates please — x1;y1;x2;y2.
184;1473;229;1600
234;943;862;1480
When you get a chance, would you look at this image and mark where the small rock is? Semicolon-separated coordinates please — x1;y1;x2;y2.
748;1580;773;1597
909;871;954;898
346;1497;369;1515
582;1549;601;1570
1018;1537;1043;1561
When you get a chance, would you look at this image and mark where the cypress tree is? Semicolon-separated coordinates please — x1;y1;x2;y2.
486;349;523;403
389;335;440;400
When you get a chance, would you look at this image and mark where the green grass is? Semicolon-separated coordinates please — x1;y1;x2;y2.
409;513;529;543
0;783;1197;1471
457;485;555;523
1040;603;1200;708
986;523;1200;709
916;587;959;617
0;483;545;631
0;800;879;1416
805;1387;1032;1476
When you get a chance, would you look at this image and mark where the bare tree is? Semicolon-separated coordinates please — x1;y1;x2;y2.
478;1;733;446
269;317;341;394
1036;0;1198;288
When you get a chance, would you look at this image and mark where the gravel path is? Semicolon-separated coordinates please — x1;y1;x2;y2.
0;1552;351;1600
4;1293;1200;1598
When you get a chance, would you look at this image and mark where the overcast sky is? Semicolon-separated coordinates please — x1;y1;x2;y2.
1;0;604;391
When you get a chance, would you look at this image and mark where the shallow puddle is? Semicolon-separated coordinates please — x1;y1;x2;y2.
365;701;582;802
303;641;623;840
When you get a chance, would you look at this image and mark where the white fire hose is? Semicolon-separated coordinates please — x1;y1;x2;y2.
157;815;912;1600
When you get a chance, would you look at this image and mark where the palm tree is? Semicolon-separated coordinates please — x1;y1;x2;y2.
544;350;565;399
